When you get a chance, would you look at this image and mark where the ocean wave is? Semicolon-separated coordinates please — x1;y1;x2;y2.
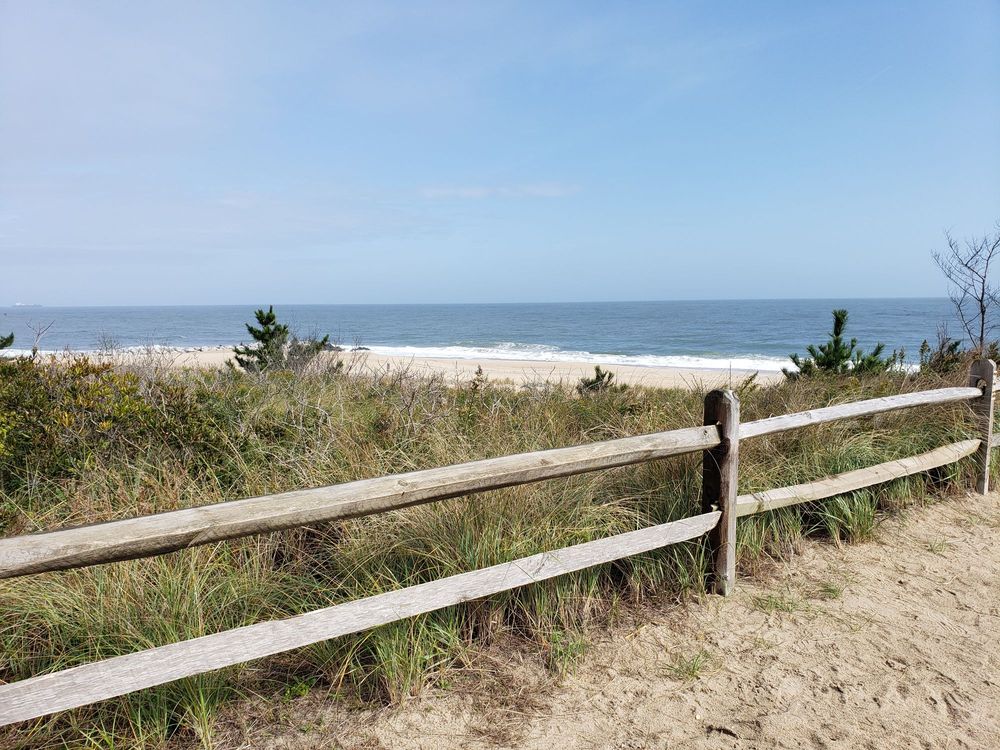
0;344;228;357
1;341;795;372
358;344;793;372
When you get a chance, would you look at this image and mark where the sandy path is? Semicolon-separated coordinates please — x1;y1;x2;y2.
241;492;1000;749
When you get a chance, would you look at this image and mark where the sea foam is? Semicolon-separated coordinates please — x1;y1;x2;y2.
358;343;792;372
0;342;793;371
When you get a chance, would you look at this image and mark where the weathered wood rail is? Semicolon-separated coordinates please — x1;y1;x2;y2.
1;361;996;727
0;425;720;579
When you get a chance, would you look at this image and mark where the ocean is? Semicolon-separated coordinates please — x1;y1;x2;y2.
0;299;961;372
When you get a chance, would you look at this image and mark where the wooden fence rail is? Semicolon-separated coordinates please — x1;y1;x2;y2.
0;386;983;582
735;439;981;517
0;361;996;727
0;426;720;580
0;512;721;725
738;386;982;439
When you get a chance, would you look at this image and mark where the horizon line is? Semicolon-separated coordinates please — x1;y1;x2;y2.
0;296;952;310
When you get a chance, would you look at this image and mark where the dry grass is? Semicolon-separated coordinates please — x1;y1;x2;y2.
0;358;988;748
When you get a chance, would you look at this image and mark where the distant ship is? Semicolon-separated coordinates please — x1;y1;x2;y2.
13;303;42;307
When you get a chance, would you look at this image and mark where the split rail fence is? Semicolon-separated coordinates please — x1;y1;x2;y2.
0;360;997;726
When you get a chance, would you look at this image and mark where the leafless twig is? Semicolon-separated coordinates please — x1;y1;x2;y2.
26;320;54;359
932;223;1000;353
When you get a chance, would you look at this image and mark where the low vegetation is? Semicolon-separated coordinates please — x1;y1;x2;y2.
919;331;966;374
231;305;333;374
784;309;902;379
0;346;991;748
663;648;717;681
576;365;627;394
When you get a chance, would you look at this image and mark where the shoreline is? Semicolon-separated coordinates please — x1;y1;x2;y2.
77;345;784;389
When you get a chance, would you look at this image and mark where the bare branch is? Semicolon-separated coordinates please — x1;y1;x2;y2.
25;319;55;359
933;224;1000;353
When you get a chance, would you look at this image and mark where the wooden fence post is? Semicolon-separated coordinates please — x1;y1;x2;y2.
968;359;996;494
702;389;740;595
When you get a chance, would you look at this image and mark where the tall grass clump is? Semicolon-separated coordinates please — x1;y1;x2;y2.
0;355;989;748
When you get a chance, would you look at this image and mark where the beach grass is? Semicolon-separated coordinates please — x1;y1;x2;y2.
0;356;986;748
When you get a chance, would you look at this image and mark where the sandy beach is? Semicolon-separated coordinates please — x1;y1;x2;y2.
140;346;782;389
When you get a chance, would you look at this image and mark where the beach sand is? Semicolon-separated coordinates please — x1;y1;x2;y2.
153;347;782;389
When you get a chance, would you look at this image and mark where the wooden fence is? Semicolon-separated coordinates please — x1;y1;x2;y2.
0;360;996;726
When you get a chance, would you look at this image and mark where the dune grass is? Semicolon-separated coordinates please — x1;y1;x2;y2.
0;356;989;748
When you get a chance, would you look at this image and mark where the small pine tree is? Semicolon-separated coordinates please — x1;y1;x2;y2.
232;306;290;373
784;309;897;379
231;307;333;373
577;365;627;394
470;365;486;392
853;344;904;375
0;332;12;350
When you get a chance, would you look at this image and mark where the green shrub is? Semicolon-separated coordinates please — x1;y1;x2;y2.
0;356;159;488
919;333;1000;375
232;305;289;372
784;309;901;379
0;357;984;748
231;305;332;373
576;365;627;394
919;334;964;374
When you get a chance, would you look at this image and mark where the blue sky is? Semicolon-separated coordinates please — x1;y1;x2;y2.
1;1;998;305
